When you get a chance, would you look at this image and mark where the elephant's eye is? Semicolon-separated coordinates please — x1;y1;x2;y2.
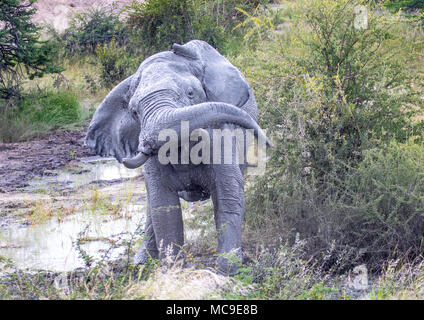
187;90;194;99
131;110;138;120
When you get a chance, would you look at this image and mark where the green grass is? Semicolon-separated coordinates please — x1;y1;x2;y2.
20;90;80;125
0;89;89;143
0;51;111;143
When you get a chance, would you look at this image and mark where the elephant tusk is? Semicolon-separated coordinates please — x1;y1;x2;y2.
122;152;150;169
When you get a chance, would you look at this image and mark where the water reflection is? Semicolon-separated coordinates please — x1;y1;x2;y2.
0;158;205;273
28;156;143;190
0;157;146;273
0;205;146;272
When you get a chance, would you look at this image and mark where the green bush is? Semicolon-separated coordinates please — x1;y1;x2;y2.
60;7;128;55
0;110;32;143
232;4;282;49
238;0;424;271
125;0;195;51
297;0;422;173
0;0;62;102
95;38;136;88
384;0;424;12
123;0;264;53
237;0;423;183
383;0;424;25
0;90;82;143
339;140;424;267
0;90;82;142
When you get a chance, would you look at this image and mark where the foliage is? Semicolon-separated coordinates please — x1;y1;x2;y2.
0;0;62;102
384;0;424;12
297;0;422;174
237;0;424;271
0;89;81;143
370;259;424;299
232;5;279;48
0;109;32;143
59;6;129;55
19;89;80;125
123;0;265;53
95;38;136;88
383;0;424;25
125;0;194;51
227;244;340;300
338;140;424;266
192;0;271;51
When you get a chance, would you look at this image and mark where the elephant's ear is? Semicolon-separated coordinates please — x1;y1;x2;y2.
173;40;250;108
85;76;140;163
172;42;200;60
203;54;250;108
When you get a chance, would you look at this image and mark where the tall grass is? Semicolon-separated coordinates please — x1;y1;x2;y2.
20;90;80;125
0;53;108;143
0;89;83;143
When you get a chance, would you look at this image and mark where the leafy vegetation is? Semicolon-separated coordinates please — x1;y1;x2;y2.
58;6;129;55
236;0;424;272
0;89;82;142
383;0;424;25
384;0;424;12
95;38;136;88
0;0;62;102
123;0;258;53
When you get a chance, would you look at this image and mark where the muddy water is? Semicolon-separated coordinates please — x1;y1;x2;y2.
0;157;147;272
0;207;145;271
27;156;142;191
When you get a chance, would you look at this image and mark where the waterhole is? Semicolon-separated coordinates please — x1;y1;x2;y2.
0;157;146;273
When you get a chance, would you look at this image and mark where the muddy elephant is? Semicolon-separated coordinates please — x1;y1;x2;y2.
85;40;270;275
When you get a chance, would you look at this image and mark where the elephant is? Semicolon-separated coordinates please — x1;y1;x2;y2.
85;40;270;275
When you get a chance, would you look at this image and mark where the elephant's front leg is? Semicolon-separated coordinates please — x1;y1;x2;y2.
133;208;159;265
212;164;245;275
144;164;184;262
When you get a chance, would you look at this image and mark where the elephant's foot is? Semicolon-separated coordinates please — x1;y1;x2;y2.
134;246;192;270
216;248;243;276
133;247;159;265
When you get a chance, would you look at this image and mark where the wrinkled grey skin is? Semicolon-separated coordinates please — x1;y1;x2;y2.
85;40;268;275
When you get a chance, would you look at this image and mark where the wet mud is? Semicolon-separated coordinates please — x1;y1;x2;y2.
0;129;94;193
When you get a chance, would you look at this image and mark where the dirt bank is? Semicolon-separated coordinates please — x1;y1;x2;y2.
0;129;94;193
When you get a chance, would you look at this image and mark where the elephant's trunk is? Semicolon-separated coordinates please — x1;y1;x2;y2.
122;152;149;169
122;101;272;169
153;102;272;146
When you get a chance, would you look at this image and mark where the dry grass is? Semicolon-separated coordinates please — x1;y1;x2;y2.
125;266;231;300
371;259;424;300
25;199;78;224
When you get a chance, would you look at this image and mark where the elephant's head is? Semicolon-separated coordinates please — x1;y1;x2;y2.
85;40;269;168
